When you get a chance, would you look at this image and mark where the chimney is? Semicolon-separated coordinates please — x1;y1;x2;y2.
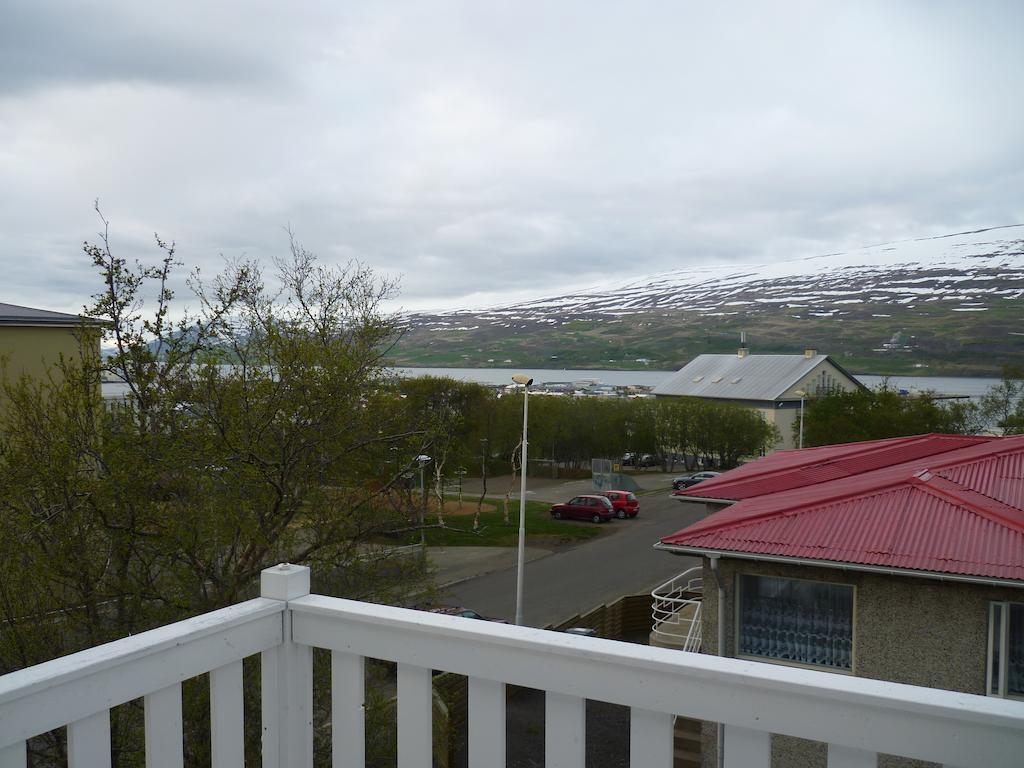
804;348;817;359
738;331;748;359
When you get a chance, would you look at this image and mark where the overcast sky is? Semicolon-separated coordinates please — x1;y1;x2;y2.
2;1;1022;316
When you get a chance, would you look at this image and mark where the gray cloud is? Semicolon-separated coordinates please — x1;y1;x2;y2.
1;1;1022;317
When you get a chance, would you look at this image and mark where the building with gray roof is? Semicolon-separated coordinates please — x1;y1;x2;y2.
652;347;864;451
0;302;98;327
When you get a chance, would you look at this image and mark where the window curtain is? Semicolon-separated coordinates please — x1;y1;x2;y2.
739;575;853;670
1011;604;1024;695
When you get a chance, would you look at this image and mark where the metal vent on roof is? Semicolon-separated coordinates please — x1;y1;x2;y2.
692;376;704;383
731;377;743;383
711;376;723;383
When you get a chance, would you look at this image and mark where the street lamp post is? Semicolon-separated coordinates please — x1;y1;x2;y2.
511;374;533;625
416;454;431;549
795;390;807;449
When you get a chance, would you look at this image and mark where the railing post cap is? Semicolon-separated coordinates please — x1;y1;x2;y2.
260;562;311;601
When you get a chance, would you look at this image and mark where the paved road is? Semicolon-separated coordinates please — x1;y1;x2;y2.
442;492;707;627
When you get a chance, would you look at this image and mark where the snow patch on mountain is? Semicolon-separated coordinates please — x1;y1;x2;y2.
406;226;1024;328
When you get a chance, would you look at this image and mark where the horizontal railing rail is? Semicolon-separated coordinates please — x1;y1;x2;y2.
290;591;1024;768
0;597;284;767
1;563;1023;768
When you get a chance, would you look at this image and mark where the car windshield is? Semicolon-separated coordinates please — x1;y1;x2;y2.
627;493;636;501
599;497;613;509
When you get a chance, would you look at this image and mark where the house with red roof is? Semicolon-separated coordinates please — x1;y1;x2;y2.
654;433;1024;767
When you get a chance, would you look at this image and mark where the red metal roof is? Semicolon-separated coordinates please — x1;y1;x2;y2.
661;434;1024;582
676;434;993;501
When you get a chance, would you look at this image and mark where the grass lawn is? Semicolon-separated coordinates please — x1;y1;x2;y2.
423;498;603;547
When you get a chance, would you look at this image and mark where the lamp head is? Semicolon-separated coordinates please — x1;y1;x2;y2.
794;389;807;398
511;374;534;386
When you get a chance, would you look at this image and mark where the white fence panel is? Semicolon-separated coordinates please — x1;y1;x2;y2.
545;692;585;768
468;677;505;768
0;599;282;751
68;709;111;768
145;683;183;768
0;743;25;768
210;660;244;768
723;725;770;768
629;708;672;766
289;594;1024;768
828;744;877;768
332;651;365;768
397;663;432;768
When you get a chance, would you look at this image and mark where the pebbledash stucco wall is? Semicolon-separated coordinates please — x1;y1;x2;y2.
698;556;1022;768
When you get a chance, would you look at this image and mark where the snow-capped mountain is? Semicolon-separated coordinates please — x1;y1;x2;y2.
394;226;1024;374
420;226;1024;325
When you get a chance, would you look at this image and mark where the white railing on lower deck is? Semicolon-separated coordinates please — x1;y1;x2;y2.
651;566;703;649
1;562;1024;768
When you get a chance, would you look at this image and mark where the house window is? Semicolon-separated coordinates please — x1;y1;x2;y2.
737;574;854;671
988;603;1024;697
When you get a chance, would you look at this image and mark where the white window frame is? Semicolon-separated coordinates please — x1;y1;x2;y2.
735;572;856;674
988;601;1023;699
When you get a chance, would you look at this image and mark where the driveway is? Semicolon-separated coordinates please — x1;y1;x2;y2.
440;485;707;627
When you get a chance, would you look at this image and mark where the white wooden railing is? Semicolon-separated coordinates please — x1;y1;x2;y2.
2;563;1024;767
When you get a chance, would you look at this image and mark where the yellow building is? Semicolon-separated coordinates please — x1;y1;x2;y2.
0;302;103;415
652;347;865;451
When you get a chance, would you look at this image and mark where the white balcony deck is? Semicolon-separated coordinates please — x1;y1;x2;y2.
1;563;1023;768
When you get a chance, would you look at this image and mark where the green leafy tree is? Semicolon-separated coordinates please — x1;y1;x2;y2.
801;385;979;447
979;365;1024;435
399;376;493;525
0;221;432;766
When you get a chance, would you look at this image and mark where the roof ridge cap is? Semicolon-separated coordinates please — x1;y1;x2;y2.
707;434;965;486
677;475;917;539
911;472;1024;534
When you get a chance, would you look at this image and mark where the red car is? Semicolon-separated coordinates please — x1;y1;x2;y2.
600;490;639;519
549;495;615;523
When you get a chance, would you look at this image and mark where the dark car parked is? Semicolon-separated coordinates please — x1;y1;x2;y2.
429;606;507;623
549;494;615;523
600;490;639;519
672;471;722;491
622;452;659;468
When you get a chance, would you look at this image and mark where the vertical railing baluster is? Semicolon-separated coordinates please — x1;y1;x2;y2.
260;564;313;768
545;692;585;768
210;660;245;767
828;744;876;767
629;708;672;766
722;725;770;768
68;709;111;768
145;683;184;768
0;742;26;768
397;663;432;768
331;651;365;768
468;677;505;768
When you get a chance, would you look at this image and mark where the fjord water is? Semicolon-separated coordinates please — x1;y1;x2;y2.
392;367;1001;398
100;367;1002;399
